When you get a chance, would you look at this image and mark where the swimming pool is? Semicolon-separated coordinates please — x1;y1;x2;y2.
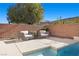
23;42;79;56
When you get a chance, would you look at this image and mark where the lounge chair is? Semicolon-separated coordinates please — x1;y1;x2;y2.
38;30;49;38
18;31;34;41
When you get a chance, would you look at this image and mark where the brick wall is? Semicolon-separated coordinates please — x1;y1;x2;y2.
48;24;79;39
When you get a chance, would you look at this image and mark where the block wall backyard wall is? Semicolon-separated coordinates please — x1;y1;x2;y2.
48;24;79;39
0;24;79;39
0;24;45;39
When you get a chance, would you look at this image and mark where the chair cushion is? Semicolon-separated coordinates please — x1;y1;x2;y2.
24;35;33;38
20;31;28;35
41;34;48;36
40;30;47;33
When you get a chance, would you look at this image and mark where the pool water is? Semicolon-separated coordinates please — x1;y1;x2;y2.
23;42;79;56
23;48;57;56
58;42;79;56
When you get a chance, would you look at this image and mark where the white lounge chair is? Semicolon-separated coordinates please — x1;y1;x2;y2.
19;31;34;41
39;30;49;38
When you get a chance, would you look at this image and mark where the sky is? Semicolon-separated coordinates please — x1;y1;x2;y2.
0;3;79;23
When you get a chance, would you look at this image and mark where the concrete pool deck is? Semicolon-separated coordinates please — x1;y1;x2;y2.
0;37;78;56
49;37;78;44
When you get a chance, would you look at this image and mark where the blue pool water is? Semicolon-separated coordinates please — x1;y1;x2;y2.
23;48;57;56
23;42;79;56
58;42;79;56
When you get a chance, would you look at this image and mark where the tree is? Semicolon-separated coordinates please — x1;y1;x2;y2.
7;3;44;24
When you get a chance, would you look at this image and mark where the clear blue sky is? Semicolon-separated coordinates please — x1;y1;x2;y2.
0;3;79;23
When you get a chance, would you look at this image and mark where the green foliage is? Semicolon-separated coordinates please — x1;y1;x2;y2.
7;3;44;24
